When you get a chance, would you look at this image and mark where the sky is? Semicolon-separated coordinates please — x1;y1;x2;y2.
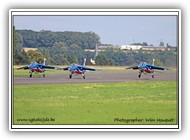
13;15;177;46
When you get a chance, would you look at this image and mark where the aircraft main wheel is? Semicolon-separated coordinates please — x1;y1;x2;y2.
83;75;85;79
69;74;72;79
43;74;45;78
30;73;32;78
152;75;154;78
138;74;141;78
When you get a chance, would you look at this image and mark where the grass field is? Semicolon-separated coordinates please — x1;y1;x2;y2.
13;81;178;125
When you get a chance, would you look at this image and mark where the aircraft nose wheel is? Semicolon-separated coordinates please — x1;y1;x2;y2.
152;75;154;78
42;74;45;78
30;73;32;78
138;74;141;78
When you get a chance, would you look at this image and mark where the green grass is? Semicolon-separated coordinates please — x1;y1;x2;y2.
13;81;178;125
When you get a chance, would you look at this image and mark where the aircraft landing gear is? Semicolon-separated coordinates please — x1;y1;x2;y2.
69;74;72;79
82;73;85;79
29;71;33;78
42;73;45;78
83;75;85;79
152;74;154;78
138;72;141;78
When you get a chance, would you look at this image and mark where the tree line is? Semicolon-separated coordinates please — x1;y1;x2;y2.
95;49;177;67
16;29;100;49
13;27;177;67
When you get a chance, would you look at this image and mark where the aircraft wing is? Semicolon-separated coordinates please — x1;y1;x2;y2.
38;64;60;69
61;67;70;70
78;66;96;71
17;66;29;70
126;66;139;70
147;65;169;70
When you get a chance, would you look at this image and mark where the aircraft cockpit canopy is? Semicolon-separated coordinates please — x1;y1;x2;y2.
30;61;38;65
139;62;147;66
71;63;77;67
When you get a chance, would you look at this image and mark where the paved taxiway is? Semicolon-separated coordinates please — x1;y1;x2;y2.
13;70;177;85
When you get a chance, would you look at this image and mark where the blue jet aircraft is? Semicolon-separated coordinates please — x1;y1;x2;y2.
126;59;169;78
17;58;60;78
62;58;98;79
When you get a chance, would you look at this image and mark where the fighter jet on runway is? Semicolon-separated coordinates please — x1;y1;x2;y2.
17;58;60;78
126;59;169;78
62;58;99;79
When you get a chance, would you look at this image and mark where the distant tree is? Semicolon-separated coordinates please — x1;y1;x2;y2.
133;50;152;63
95;54;106;65
69;43;79;50
159;41;164;47
52;42;68;50
15;51;29;64
154;59;163;66
16;30;101;50
142;42;148;46
21;51;29;64
16;33;23;51
51;55;69;65
107;58;115;66
166;43;171;48
72;55;78;64
27;50;44;63
14;30;177;67
65;55;78;64
13;26;18;65
95;53;114;66
131;42;142;45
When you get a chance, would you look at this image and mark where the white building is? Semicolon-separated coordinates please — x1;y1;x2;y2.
120;45;142;50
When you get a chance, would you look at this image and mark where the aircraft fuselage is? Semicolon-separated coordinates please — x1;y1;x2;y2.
139;67;153;73
70;70;84;75
29;67;45;73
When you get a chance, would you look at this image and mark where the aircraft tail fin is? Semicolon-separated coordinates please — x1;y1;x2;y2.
42;58;46;65
82;58;86;67
152;59;155;66
90;58;96;65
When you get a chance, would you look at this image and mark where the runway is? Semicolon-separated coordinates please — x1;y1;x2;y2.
13;70;177;85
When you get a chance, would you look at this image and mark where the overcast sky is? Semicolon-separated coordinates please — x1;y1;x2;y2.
13;15;177;46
